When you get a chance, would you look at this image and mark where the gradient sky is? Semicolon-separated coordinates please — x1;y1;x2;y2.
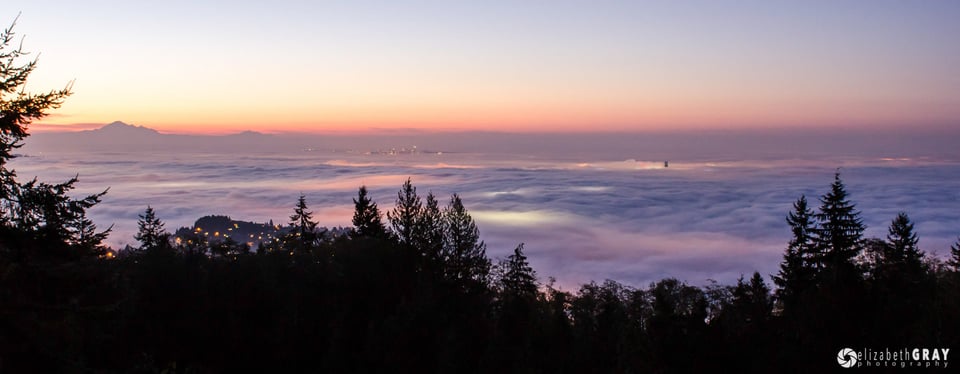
10;0;960;134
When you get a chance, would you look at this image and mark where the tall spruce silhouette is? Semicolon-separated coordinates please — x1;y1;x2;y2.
885;212;924;276
499;243;537;297
135;205;168;251
288;194;319;251
351;185;388;239
746;272;772;322
773;195;816;313
813;172;865;282
443;193;490;289
387;178;421;246
415;192;445;271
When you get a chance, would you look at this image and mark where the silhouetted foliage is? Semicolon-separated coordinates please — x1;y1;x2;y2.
0;15;71;167
387;177;421;246
135;205;169;251
0;17;107;261
498;243;537;298
443;193;491;292
351;185;389;239
813;172;866;286
887;212;924;275
648;278;709;372
415;192;445;273
949;238;960;272
773;195;816;315
286;194;320;252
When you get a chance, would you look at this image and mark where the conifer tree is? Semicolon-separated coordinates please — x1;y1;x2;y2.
12;176;110;257
948;238;960;272
0;17;109;258
500;243;537;298
0;17;112;251
773;195;816;311
1;17;71;217
729;272;772;323
73;212;111;255
288;194;319;252
443;193;491;288
415;192;445;268
387;178;421;245
885;212;923;275
351;185;388;239
747;272;772;321
135;205;168;251
813;172;865;281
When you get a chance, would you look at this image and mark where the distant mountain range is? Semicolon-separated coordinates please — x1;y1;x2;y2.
27;121;958;161
94;121;161;136
83;121;269;139
24;121;449;156
25;121;284;153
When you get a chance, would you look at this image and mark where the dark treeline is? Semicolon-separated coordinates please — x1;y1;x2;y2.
2;18;960;373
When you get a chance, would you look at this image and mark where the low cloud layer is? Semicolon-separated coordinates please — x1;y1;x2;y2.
11;143;960;288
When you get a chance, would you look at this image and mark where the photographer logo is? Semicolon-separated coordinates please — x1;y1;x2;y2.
836;347;950;369
838;348;858;368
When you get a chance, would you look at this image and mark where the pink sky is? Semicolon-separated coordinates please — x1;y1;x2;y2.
11;1;960;135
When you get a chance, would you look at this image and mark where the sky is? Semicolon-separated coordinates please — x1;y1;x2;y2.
9;1;960;134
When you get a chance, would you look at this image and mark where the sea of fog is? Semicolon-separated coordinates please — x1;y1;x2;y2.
12;137;960;288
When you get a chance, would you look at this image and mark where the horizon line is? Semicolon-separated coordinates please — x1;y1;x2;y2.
27;120;960;137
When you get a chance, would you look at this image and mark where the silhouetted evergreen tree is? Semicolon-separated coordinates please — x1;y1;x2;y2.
812;172;865;283
949;238;960;272
773;195;816;313
886;212;924;275
351;185;388;239
287;194;319;252
135;206;169;251
387;178;421;246
862;213;933;346
0;17;108;260
746;272;772;321
443;194;491;290
11;176;110;258
499;243;537;297
0;16;70;223
72;211;110;254
868;212;925;284
490;243;538;371
415;192;444;272
717;272;774;372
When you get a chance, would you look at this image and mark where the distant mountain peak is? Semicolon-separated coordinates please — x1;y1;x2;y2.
96;121;160;135
232;130;266;136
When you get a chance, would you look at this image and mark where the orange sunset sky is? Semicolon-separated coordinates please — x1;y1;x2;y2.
10;1;960;134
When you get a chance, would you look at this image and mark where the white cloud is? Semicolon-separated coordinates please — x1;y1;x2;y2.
10;140;960;288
